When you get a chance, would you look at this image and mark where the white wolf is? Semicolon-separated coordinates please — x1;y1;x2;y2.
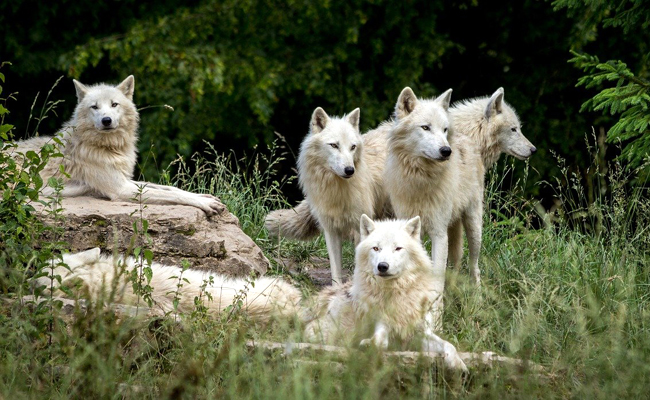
304;215;468;372
383;87;484;329
292;107;385;284
451;87;536;169
12;76;223;215
36;248;302;323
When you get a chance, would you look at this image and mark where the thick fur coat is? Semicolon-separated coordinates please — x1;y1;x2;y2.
36;248;302;323
303;216;467;371
12;76;222;215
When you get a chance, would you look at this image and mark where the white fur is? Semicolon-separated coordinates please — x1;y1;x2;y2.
384;87;485;329
36;248;302;322
304;216;467;372
297;107;385;284
11;76;223;216
451;87;536;168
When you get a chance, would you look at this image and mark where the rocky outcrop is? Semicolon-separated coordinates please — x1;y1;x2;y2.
33;196;269;276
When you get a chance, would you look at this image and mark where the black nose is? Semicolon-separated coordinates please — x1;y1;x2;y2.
344;166;355;176
530;146;537;154
440;146;452;157
377;262;389;273
101;117;112;127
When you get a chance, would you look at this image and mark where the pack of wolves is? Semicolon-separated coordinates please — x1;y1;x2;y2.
16;75;535;370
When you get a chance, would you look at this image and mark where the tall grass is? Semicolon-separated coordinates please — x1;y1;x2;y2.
1;128;649;397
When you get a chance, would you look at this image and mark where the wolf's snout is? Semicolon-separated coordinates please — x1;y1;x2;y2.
530;146;537;154
440;146;452;158
101;117;112;127
377;262;389;273
344;166;355;176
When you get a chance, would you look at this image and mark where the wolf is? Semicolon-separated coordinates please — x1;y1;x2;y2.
264;88;535;249
12;76;223;216
291;107;386;284
36;248;302;323
451;87;536;169
303;215;468;372
382;87;484;329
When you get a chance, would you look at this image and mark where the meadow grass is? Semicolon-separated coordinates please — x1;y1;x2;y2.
1;140;649;399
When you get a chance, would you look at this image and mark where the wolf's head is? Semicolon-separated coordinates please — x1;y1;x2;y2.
391;87;454;162
483;88;536;160
70;76;139;143
298;107;362;180
34;248;102;291
355;214;430;281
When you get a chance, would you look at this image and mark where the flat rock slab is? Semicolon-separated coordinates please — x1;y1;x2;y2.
33;196;269;276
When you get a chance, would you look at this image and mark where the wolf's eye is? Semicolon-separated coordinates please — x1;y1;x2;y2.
395;247;403;251
90;105;98;110
444;127;449;133
350;144;357;151
511;127;517;132
421;125;430;131
112;102;119;108
329;143;339;149
372;246;380;252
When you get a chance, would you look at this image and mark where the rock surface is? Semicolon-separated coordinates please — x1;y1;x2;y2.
33;196;269;276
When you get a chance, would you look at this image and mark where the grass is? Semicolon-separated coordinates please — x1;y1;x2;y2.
1;137;649;398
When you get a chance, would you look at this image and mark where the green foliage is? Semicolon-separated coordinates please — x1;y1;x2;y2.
553;0;650;173
569;52;650;170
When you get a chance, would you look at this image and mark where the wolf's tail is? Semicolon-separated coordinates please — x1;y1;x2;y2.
264;200;321;241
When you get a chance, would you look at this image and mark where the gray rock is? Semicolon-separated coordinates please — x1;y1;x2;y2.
33;196;269;276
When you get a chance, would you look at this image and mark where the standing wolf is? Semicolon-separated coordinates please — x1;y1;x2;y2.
383;87;484;329
293;107;385;284
12;76;223;215
304;215;468;372
37;248;302;323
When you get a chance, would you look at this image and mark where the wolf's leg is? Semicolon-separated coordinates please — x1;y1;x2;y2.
110;180;225;216
462;205;483;286
323;229;343;285
422;312;468;372
429;222;449;331
359;321;390;349
134;181;220;201
41;182;91;198
447;220;463;269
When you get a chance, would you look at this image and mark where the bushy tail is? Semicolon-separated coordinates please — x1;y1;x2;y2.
264;200;321;241
36;249;303;324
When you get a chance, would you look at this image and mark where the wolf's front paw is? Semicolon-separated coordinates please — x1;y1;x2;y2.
197;197;226;216
359;335;388;350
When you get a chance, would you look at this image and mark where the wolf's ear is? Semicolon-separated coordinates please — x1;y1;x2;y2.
485;87;504;119
404;216;421;240
360;214;376;240
73;79;88;101
435;89;453;112
75;248;101;263
310;107;329;134
396;87;418;119
116;75;135;100
346;108;361;131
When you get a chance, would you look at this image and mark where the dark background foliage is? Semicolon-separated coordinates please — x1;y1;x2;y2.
1;0;647;202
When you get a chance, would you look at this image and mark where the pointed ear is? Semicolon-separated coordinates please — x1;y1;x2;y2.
435;89;453;112
116;75;135;100
485;87;504;119
359;214;376;240
73;79;88;101
404;216;421;240
346;108;361;131
310;107;329;134
395;87;418;119
77;247;101;263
